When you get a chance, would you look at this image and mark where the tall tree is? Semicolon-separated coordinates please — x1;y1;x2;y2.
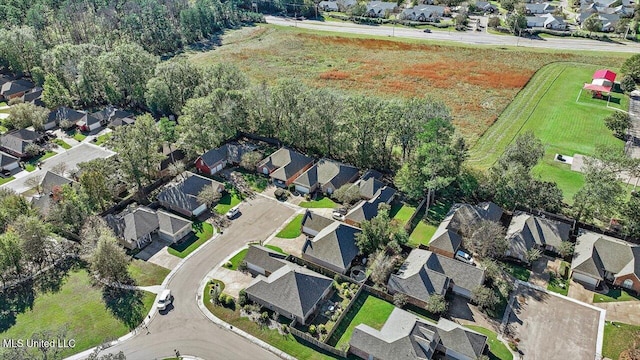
573;157;624;223
9;215;50;268
47;185;90;234
394;98;450;160
42;74;72;109
145;58;202;116
621;53;640;83
0;231;23;277
6;103;49;130
91;235;130;284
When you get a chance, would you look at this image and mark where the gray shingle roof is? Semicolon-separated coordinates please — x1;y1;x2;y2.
0;129;43;155
47;106;86;126
157;210;192;236
428;229;462;254
157;172;223;214
0;150;18;167
350;308;487;360
506;212;571;259
40;171;73;194
428;202;504;251
244;245;287;274
258;148;314;181
245;263;333;321
346;186;396;224
572;230;640;280
106;206;159;242
301;211;335;234
358;177;385;199
303;222;361;273
1;80;34;97
200;143;258;168
389;249;485;302
294;159;358;190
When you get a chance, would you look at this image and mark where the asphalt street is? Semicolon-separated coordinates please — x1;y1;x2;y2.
1;143;115;194
99;195;296;360
265;16;640;53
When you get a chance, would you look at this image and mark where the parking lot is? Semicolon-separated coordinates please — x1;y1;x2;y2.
506;285;604;360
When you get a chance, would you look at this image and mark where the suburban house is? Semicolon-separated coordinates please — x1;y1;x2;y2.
0;150;19;173
46;107;86;131
105;205;193;249
195;142;257;175
292;158;359;195
31;171;75;216
301;210;335;237
580;0;635;16
354;170;385;200
256;148;314;188
245;262;334;325
505;211;571;262
475;1;498;13
243;245;288;276
428;202;503;258
571;230;640;292
0;129;44;158
319;0;356;11
401;5;446;21
526;14;567;29
0;79;34;100
388;249;485;301
365;1;397;17
78;106;133;132
156;172;225;217
524;2;555;14
349;307;488;360
344;186;396;227
20;87;44;107
578;12;620;31
75;113;100;132
302;221;361;274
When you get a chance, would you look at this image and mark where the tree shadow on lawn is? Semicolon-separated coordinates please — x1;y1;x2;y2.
0;280;36;332
102;287;147;330
33;257;79;294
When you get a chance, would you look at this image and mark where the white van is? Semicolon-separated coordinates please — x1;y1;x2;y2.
455;250;475;265
226;205;240;219
157;289;173;310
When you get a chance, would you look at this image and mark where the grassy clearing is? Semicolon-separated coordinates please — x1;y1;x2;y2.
214;192;242;215
593;288;640;303
469;63;626;200
190;26;623;148
276;214;304;238
501;262;531;282
167;222;214;258
547;272;569;296
332;293;395;349
408;220;437;247
225;244;287;270
94;133;112;146
603;321;640;360
73;131;87;142
299;195;338;209
465;325;513;360
53;138;72;149
0;270;154;358
0;176;15;185
203;285;341;360
390;203;417;226
128;259;171;286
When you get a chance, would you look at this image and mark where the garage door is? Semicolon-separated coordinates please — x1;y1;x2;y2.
451;285;471;299
212;163;223;174
573;273;598;287
295;185;310;194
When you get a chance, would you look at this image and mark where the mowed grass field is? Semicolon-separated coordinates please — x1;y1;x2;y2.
189;26;624;146
468;63;626;201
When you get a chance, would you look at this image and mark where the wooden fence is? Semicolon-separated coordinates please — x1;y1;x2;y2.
324;285;364;346
404;196;429;234
289;320;348;358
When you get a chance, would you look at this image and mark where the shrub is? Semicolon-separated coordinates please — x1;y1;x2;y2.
424;293;448;315
309;325;317;335
225;295;235;307
318;324;327;334
343;289;352;299
472;286;499;311
238;289;248;307
223;261;232;268
218;293;227;305
488;16;501;28
280;323;289;334
260;311;270;324
393;293;408;308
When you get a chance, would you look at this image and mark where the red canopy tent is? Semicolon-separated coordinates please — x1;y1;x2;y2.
592;69;617;82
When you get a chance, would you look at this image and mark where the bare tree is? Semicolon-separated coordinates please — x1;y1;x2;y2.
51;162;68;176
197;185;223;208
25;175;43;194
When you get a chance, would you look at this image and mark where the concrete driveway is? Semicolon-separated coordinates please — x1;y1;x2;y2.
98;195;295;360
1;143;115;194
135;237;182;270
505;285;604;360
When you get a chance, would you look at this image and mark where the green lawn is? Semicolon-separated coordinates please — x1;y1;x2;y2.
0;176;15;185
0;125;7;134
73;131;87;142
53;138;72;150
547;272;569;296
225;245;287;270
236;169;269;192
94;133;112;146
299;195;338;209
603;321;640;360
408;220;438;247
167;222;215;258
24;151;58;172
128;259;170;286
389;203;417;226
0;270;154;358
593;288;640;303
465;325;513;360
276;214;304;238
501;262;531;282
203;285;342;360
468;63;626;201
332;293;395;349
214;192;242;215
